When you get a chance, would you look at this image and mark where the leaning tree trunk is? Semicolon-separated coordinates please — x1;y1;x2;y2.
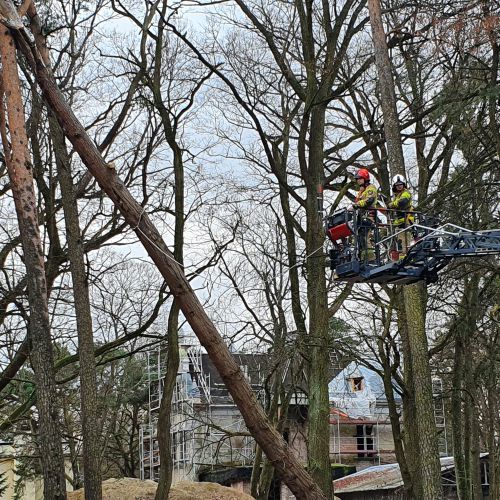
0;27;66;499
10;17;328;500
367;1;442;498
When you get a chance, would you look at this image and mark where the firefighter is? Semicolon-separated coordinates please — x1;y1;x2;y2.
388;174;413;224
387;174;414;259
353;168;378;214
352;168;378;263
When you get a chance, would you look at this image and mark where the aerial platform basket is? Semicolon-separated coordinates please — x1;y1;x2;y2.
326;208;500;285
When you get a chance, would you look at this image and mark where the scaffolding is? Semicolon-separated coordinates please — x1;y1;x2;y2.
330;377;448;464
143;349;449;481
329;414;385;466
432;377;449;456
139;340;257;482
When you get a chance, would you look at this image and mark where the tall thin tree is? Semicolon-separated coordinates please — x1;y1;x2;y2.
0;24;66;499
367;0;442;497
25;6;103;498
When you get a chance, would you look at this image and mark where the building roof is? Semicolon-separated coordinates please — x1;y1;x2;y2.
198;353;270;404
333;455;489;493
193;352;342;405
328;361;401;420
333;462;403;493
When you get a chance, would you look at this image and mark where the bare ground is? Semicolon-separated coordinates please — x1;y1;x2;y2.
67;478;255;500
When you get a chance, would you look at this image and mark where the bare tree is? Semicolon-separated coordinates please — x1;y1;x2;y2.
5;3;329;498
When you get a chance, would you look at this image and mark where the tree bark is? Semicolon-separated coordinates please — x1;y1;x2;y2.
487;379;500;500
402;283;442;499
395;292;421;499
468;390;482;500
13;26;328;500
23;7;103;497
366;0;406;175
154;3;184;491
155;302;180;500
0;26;66;499
377;313;412;494
51;114;103;500
305;105;332;498
367;2;442;497
256;323;292;500
451;320;467;498
0;337;29;394
151;3;185;494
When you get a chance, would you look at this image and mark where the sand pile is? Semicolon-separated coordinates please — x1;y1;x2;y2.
67;477;255;499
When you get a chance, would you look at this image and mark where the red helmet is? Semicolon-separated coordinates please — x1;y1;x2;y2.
355;168;370;181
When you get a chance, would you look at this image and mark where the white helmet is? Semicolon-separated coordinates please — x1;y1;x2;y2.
392;174;406;186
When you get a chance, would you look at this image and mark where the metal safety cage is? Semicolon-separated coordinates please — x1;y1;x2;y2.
326;208;500;285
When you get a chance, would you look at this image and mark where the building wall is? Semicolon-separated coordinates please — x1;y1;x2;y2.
0;457;16;500
287;420;308;464
337;490;406;500
0;456;73;500
330;423;395;468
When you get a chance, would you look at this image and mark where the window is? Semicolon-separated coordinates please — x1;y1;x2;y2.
356;424;374;458
351;377;364;392
172;431;188;464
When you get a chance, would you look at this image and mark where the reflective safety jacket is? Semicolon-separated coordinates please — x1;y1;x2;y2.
355;184;378;209
388;189;414;225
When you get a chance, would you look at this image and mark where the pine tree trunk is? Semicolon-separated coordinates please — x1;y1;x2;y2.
51;114;102;500
0;26;66;499
12;25;328;500
22;9;103;496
